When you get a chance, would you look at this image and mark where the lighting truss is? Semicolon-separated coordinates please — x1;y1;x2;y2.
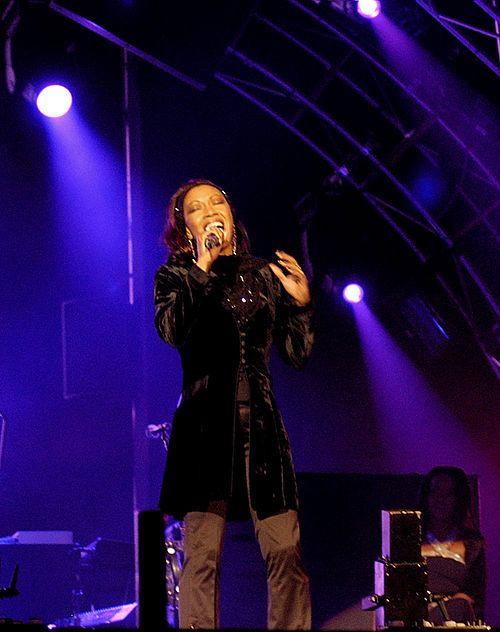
308;0;378;18
214;0;500;380
414;0;500;79
1;0;20;93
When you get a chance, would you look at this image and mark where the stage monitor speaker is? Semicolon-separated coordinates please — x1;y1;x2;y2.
374;559;428;627
381;509;422;563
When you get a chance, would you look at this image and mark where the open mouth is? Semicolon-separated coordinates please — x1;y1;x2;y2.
205;221;224;232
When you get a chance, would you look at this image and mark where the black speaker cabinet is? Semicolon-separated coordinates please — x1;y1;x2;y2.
374;559;428;626
381;509;422;563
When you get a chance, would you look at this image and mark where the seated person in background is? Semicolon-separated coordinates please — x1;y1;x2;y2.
419;466;486;624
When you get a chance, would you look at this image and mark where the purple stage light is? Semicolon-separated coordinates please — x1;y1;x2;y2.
342;283;364;303
410;172;444;207
36;85;73;118
357;0;380;18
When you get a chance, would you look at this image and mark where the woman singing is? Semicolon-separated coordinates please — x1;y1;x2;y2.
154;178;314;629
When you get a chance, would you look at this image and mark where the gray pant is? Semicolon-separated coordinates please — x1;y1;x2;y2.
178;407;311;629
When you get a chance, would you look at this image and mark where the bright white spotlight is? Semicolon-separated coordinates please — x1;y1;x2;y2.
357;0;380;18
342;283;364;304
36;84;73;118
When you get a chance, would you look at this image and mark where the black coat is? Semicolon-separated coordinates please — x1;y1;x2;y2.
154;253;315;520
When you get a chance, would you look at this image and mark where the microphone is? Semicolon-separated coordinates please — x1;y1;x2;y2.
145;422;171;439
204;222;223;250
204;233;220;250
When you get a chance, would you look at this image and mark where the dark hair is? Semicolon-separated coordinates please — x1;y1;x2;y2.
162;178;250;265
418;466;478;536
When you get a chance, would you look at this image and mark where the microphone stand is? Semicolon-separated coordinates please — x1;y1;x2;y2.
145;422;172;452
0;412;8;470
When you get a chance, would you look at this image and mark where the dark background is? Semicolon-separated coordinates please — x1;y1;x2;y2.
1;0;500;627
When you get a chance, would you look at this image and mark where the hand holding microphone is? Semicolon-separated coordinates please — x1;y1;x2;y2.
194;220;226;272
204;232;220;250
204;221;224;250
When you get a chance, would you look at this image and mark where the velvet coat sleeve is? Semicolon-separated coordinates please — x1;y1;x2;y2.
272;279;315;370
154;262;212;349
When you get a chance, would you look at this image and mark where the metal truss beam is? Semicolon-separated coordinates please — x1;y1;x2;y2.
414;0;500;78
49;1;205;91
215;0;500;378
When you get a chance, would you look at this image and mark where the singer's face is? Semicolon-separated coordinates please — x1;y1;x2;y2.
183;184;235;255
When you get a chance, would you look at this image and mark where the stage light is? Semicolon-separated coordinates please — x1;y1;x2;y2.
343;283;364;304
326;0;381;19
357;0;381;18
36;84;73;118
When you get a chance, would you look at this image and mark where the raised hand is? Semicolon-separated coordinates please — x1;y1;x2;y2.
269;250;311;306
